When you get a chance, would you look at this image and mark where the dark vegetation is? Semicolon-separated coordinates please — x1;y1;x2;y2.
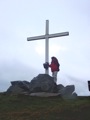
0;93;90;120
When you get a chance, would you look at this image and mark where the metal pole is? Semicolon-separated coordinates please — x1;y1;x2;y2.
45;20;49;74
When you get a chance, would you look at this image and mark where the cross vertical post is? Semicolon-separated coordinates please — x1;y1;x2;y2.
45;20;49;74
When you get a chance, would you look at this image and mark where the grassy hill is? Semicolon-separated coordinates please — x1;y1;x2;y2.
0;93;90;120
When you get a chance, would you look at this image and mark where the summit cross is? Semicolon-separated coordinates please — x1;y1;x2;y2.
27;20;69;74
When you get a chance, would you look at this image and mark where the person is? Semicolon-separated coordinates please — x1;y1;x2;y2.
49;56;60;83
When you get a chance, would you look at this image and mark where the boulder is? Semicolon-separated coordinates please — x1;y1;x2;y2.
7;80;30;94
11;81;30;91
7;85;25;94
29;74;57;93
57;84;64;92
58;85;75;95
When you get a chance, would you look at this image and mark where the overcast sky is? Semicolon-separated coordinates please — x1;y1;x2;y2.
0;0;90;96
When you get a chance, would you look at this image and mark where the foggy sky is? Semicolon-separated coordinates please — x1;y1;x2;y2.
0;0;90;95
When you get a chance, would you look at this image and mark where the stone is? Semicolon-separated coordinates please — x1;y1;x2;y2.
72;92;78;99
29;74;57;93
57;84;64;92
58;85;75;95
7;85;25;94
7;80;30;94
65;85;75;95
11;81;30;91
30;92;61;97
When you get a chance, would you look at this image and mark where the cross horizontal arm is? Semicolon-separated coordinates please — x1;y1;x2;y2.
27;35;45;41
27;32;69;41
47;32;69;39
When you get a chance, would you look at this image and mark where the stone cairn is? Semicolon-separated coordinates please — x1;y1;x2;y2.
6;74;77;99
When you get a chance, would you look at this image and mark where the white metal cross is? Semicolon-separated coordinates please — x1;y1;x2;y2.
27;20;69;74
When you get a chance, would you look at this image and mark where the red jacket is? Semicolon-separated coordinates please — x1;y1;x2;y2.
49;61;59;72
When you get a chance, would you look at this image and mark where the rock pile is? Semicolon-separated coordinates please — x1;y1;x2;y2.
6;74;77;99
